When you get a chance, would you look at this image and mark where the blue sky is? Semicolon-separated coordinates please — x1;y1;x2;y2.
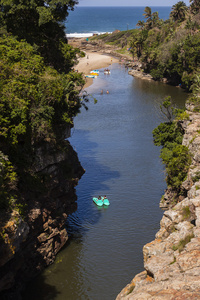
78;0;190;6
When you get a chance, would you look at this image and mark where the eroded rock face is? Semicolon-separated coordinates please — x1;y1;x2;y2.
116;108;200;299
0;140;84;299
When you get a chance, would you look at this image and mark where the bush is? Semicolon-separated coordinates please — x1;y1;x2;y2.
0;152;17;209
152;122;183;146
161;144;191;189
153;99;191;191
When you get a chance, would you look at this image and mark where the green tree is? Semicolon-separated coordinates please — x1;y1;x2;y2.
0;35;87;211
0;151;17;209
190;0;200;14
160;144;191;189
170;1;188;22
185;16;199;35
143;6;153;29
136;20;145;29
130;29;148;58
0;0;80;71
160;96;175;122
0;35;84;150
153;98;191;192
152;11;159;27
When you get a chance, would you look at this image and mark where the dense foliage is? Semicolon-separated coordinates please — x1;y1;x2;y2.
153;99;191;191
0;34;85;210
129;2;200;91
0;0;88;211
0;151;17;209
0;36;84;147
0;0;80;71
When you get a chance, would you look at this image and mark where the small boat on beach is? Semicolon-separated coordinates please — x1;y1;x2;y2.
86;75;96;78
93;197;110;206
90;69;99;74
90;69;99;76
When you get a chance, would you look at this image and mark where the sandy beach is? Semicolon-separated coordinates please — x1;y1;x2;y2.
75;52;118;88
70;38;119;88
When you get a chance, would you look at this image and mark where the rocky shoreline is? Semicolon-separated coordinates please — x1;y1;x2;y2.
116;103;200;299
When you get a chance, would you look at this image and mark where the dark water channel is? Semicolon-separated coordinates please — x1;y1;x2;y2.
25;64;188;300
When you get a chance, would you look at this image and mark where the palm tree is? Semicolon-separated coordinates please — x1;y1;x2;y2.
143;6;152;20
152;11;159;27
170;1;188;21
143;6;153;29
190;0;200;14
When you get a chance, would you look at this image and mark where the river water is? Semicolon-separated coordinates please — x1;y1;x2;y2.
24;64;188;300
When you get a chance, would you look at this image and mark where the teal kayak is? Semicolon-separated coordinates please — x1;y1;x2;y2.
93;197;110;206
93;197;103;206
102;197;110;206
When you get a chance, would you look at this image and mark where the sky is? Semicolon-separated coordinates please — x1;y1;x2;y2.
78;0;190;6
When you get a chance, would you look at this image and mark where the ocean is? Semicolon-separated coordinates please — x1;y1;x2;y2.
65;6;172;38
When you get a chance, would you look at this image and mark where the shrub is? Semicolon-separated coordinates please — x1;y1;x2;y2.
161;144;191;189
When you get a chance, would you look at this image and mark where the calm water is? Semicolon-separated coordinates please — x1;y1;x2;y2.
24;64;188;300
65;6;172;37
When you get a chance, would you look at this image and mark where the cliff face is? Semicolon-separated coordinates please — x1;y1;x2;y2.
0;136;84;299
116;104;200;299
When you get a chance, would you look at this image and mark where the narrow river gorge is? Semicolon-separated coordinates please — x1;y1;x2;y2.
23;63;188;300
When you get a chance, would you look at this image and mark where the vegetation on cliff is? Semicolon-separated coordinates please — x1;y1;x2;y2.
92;1;200;93
0;1;85;212
153;98;191;193
129;1;200;90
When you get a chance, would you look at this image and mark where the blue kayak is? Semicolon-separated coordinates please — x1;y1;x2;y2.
93;197;110;206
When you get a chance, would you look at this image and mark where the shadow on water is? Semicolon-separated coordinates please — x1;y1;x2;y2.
22;276;60;300
22;122;120;300
66;128;120;240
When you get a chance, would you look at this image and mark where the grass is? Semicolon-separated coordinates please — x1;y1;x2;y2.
181;206;191;220
172;233;194;252
192;171;200;183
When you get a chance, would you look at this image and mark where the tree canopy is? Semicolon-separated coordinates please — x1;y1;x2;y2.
0;0;88;211
0;0;80;71
170;1;188;21
0;34;85;209
129;4;200;90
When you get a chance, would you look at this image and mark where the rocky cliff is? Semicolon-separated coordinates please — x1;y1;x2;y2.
116;103;200;299
0;137;84;299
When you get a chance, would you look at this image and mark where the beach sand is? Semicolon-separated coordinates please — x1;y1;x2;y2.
69;37;133;88
74;51;119;88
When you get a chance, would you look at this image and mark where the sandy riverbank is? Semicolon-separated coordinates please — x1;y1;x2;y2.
75;52;118;88
69;38;119;88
